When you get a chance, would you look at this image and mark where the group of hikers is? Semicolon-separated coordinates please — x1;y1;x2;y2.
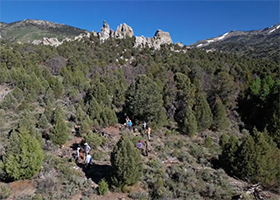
74;117;152;169
76;142;93;168
137;120;152;156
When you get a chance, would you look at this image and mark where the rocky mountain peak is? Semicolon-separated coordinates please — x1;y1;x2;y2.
114;23;134;39
154;29;173;44
134;29;173;50
98;20;113;41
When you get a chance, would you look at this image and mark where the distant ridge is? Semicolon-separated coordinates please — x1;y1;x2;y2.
0;19;174;50
189;23;280;61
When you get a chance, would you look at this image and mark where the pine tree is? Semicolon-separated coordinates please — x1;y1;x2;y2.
3;127;44;180
111;135;143;187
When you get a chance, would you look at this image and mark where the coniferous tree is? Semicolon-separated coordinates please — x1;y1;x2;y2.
3;127;43;180
194;93;213;132
37;113;50;130
177;106;197;137
219;135;239;175
125;75;166;125
100;107;118;127
212;97;228;131
173;73;196;134
111;135;142;187
49;115;68;146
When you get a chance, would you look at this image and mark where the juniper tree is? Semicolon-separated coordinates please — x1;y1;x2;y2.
193;93;213;132
3;127;44;180
125;74;166;125
173;73;196;135
111;135;142;187
212;97;228;131
49;115;68;146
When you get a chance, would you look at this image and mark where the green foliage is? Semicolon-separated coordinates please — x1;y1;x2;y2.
214;71;238;108
0;185;12;199
100;107;118;127
49;115;69;146
179;106;197;137
89;78;111;107
205;136;213;148
84;131;103;149
220;129;280;187
101;69;128;108
219;135;239;175
37;113;50;130
98;178;109;195
3;127;44;180
212;98;228;131
194;93;213;132
111;135;143;187
125;75;166;125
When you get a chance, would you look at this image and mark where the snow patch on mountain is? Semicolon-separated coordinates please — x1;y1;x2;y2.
268;25;280;34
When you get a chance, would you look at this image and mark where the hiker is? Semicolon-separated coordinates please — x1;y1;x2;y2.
143;121;147;131
137;140;143;149
85;154;92;167
145;140;150;156
128;120;133;131
125;117;130;127
84;142;91;157
76;147;81;162
147;127;151;140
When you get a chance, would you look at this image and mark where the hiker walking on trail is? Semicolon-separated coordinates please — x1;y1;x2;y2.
128;120;133;131
76;147;81;162
137;140;143;149
84;143;91;157
145;140;150;156
147;127;151;140
143;121;147;131
85;154;92;167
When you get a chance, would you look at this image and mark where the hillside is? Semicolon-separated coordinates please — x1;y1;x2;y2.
0;19;88;43
0;22;279;200
190;23;280;61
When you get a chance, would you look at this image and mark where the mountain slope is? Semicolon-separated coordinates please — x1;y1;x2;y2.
0;19;88;43
190;23;280;61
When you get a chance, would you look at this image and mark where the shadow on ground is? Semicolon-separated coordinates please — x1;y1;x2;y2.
76;162;112;184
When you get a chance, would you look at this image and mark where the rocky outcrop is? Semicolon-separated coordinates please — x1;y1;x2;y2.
32;37;63;46
98;21;134;41
114;23;134;39
27;20;173;49
98;21;113;41
134;29;173;50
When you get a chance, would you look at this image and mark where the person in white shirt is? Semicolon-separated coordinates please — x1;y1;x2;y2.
86;154;92;167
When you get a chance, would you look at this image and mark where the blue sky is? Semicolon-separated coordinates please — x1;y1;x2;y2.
0;1;279;45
